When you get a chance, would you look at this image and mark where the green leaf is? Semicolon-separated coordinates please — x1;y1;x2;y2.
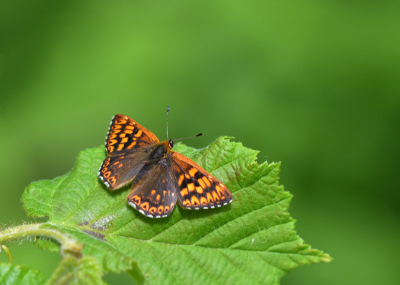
0;263;47;285
126;263;147;285
34;238;61;254
22;136;331;285
46;254;103;285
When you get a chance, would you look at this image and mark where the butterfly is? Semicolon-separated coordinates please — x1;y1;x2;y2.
98;111;232;218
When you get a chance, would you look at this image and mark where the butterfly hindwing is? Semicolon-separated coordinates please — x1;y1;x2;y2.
170;152;233;210
127;163;178;218
105;114;159;155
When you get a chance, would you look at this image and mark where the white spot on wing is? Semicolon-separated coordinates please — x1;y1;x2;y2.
139;210;145;215
128;201;136;209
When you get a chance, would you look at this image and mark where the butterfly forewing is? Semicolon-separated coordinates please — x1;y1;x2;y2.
105;114;159;155
170;152;233;210
127;163;178;218
100;114;160;189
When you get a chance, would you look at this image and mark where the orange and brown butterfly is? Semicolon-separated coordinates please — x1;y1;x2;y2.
98;109;232;218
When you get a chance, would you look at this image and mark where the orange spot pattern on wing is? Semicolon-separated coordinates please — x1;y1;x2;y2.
178;174;184;186
196;186;203;194
108;176;116;186
188;183;195;192
212;191;220;202
132;195;141;205
206;192;214;203
203;177;211;187
191;196;200;207
180;188;188;196
134;130;142;137
189;168;198;177
198;178;206;189
216;185;224;198
141;202;149;211
127;141;136;149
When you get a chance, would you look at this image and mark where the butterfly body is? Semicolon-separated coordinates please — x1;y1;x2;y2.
98;114;232;218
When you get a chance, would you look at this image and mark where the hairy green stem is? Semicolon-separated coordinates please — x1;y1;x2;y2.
0;223;83;253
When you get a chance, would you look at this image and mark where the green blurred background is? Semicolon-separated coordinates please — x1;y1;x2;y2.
1;1;399;284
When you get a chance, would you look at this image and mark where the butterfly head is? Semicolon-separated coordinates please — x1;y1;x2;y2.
168;139;174;149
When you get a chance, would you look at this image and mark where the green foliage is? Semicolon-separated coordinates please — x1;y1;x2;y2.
21;137;331;284
34;238;61;254
46;254;103;285
0;263;47;285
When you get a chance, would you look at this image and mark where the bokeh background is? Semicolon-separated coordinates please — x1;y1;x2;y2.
1;1;399;284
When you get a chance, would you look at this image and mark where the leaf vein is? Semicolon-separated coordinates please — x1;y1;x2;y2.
193;198;290;246
180;247;223;285
148;243;185;285
218;250;263;285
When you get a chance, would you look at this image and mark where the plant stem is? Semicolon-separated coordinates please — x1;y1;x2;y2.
0;223;83;253
0;245;13;262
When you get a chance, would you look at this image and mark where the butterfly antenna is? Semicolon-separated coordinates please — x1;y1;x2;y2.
166;105;170;139
174;133;204;141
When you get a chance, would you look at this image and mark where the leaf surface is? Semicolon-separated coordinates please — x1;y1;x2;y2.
0;263;47;285
46;255;103;285
22;137;331;284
